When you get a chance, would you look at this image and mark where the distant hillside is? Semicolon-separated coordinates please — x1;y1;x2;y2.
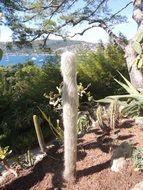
0;39;96;54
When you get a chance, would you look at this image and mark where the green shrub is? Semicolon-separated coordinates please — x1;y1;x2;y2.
132;148;143;169
0;61;61;153
77;42;129;98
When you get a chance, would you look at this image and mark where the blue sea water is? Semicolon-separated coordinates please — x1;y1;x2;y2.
0;54;57;67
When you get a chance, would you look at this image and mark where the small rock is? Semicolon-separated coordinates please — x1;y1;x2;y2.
111;141;133;172
34;153;46;164
134;168;141;172
111;157;126;172
135;117;143;126
131;181;143;190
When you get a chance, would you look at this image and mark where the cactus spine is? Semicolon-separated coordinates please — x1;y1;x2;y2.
33;115;46;153
61;51;79;181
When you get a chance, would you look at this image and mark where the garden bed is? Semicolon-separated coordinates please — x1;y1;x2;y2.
0;123;143;190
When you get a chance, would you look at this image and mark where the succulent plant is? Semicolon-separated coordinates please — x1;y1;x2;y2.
0;146;12;160
33;115;46;153
108;99;120;130
132;32;143;69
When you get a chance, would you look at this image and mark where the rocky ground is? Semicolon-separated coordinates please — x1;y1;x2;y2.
0;122;143;190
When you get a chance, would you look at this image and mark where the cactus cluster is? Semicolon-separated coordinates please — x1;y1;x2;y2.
133;32;143;69
108;99;120;130
96;105;110;133
96;99;120;134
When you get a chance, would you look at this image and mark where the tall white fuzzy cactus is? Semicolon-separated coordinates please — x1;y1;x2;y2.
61;51;79;181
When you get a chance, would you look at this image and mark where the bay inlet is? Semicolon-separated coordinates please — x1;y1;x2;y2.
0;54;58;66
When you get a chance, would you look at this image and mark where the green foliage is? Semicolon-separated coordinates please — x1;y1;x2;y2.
40;82;94;142
136;32;143;43
133;32;143;69
132;148;143;169
77;42;128;98
115;72;141;96
0;42;130;152
0;61;61;152
121;100;141;118
1;1;127;44
133;41;142;55
97;72;143;118
0;146;12;160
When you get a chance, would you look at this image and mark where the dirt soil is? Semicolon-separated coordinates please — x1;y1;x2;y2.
1;123;143;190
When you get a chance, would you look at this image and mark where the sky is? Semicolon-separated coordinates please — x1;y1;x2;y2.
0;0;137;43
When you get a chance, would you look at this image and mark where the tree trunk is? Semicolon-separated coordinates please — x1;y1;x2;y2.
99;0;143;89
61;51;79;182
124;0;143;89
125;41;143;88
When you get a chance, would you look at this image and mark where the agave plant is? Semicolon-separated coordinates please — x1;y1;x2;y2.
96;72;143;118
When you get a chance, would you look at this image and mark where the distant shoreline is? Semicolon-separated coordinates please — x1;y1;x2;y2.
3;52;56;56
0;54;59;66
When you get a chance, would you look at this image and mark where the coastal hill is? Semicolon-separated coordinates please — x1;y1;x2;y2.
0;39;96;54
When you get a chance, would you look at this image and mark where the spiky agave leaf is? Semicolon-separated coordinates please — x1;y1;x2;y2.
115;72;140;95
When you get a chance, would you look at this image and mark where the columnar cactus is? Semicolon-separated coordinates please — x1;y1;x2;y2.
61;51;79;181
33;115;46;153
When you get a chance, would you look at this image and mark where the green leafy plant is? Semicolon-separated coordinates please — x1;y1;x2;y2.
0;61;61;153
77;44;128;98
132;147;143;169
132;32;143;69
97;72;143;118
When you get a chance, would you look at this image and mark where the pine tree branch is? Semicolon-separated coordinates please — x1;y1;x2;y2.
98;21;126;50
